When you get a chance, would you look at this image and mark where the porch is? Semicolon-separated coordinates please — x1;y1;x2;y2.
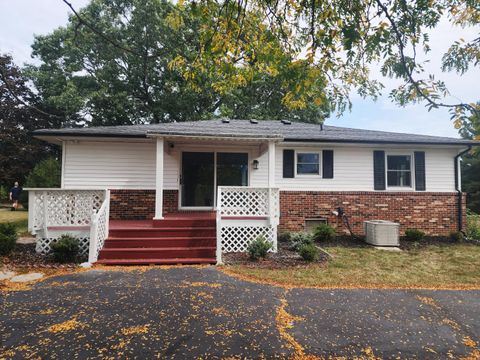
26;187;279;264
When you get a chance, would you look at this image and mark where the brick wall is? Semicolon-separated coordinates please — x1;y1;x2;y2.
279;191;466;236
110;190;179;220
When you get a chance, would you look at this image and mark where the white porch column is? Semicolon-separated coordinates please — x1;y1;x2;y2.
268;140;276;187
154;137;164;219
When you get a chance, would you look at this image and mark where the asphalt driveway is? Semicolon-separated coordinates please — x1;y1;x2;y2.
1;267;479;359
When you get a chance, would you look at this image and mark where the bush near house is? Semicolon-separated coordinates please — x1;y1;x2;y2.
277;231;292;243
289;232;314;252
449;231;464;242
247;235;272;260
404;228;425;242
51;234;80;263
313;223;336;242
0;223;17;256
299;243;319;262
466;213;480;240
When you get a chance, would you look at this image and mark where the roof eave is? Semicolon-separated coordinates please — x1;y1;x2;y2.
283;138;479;146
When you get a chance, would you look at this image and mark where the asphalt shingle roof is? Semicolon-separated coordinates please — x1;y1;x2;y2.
33;119;478;145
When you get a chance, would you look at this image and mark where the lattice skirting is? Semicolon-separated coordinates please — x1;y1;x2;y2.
220;225;276;253
35;233;90;256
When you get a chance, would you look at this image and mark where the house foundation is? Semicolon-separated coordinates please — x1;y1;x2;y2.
109;189;466;236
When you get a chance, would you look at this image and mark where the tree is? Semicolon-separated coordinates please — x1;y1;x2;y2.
0;54;57;188
24;158;61;188
29;0;328;126
164;0;480;131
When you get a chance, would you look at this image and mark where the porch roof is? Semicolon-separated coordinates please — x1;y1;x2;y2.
33;119;478;146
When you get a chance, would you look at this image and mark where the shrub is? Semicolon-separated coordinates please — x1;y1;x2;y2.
277;232;292;243
247;235;272;260
404;228;425;241
50;234;80;263
289;232;314;251
299;243;319;262
0;223;17;256
25;158;61;188
313;223;336;242
449;231;464;242
466;214;480;240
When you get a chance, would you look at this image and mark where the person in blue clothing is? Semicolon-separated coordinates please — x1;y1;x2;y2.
9;182;22;211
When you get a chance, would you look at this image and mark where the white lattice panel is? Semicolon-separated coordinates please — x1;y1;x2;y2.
36;236;90;256
220;188;269;217
221;225;275;253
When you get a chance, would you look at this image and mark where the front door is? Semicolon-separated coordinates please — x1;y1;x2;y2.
180;151;249;208
181;152;215;207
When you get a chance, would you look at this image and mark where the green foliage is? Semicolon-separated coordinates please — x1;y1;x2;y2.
28;0;328;126
0;54;56;188
466;213;480;240
25;158;61;188
175;0;480;130
289;232;314;252
0;185;8;201
449;231;464;242
404;228;425;242
298;243;319;262
247;235;272;260
313;223;336;242
50;234;80;263
0;223;17;256
277;232;292;243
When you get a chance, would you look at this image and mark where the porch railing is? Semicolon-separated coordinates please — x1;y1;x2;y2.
216;186;280;263
88;190;110;263
26;189;109;261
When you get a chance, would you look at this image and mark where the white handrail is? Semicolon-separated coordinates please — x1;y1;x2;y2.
216;187;223;264
88;190;110;263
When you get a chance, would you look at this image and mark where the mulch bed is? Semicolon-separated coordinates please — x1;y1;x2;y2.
223;242;330;268
1;243;80;269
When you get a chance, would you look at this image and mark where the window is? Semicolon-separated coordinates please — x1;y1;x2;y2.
296;153;320;175
387;155;412;187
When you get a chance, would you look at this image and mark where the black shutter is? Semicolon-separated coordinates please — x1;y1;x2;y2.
283;149;295;178
414;151;426;191
322;150;334;178
373;150;386;190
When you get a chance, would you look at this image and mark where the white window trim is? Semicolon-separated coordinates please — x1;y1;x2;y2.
295;151;322;177
385;152;415;190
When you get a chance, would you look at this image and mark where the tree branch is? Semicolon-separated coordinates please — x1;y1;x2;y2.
375;0;479;116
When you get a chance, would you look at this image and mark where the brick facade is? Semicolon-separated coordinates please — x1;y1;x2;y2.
110;189;465;236
110;190;178;220
279;191;466;236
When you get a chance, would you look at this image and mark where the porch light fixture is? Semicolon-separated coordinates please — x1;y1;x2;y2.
252;160;259;170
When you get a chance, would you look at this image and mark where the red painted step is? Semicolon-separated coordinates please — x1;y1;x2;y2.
103;237;216;248
98;247;216;260
152;218;215;227
108;227;216;238
96;258;216;265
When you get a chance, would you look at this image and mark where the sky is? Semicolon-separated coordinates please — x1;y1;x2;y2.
0;0;478;138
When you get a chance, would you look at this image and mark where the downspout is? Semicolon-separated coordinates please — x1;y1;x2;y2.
454;146;472;233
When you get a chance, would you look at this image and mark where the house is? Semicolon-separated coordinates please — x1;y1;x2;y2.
27;119;478;265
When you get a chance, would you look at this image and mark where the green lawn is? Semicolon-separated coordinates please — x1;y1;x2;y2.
0;210;29;236
224;244;480;288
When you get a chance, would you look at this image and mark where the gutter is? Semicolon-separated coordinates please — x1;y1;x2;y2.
454;146;472;233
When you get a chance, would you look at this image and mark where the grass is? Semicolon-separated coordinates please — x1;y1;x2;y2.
0;210;29;236
225;244;480;288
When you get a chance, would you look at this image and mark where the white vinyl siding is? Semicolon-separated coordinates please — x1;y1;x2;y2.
62;139;459;192
63;140;270;190
276;144;458;192
63;141;157;189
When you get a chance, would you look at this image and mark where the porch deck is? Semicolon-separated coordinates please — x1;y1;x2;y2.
97;212;217;265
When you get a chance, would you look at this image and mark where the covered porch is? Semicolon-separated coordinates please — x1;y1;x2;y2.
26;134;281;264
